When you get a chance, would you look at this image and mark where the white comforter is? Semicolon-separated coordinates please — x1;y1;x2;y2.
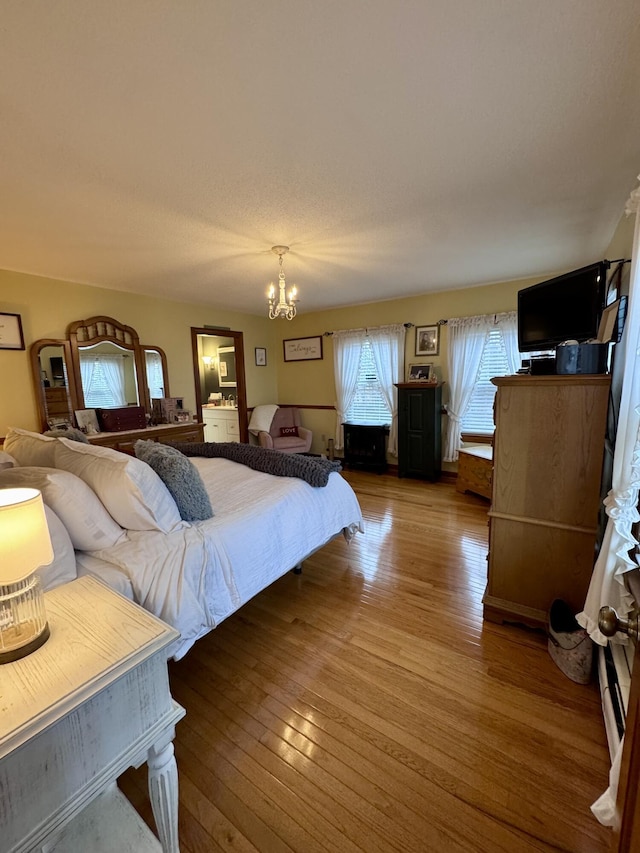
76;457;363;659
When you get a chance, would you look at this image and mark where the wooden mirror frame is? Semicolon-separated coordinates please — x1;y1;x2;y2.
31;316;170;431
68;316;148;411
30;339;80;431
142;345;170;401
191;326;249;442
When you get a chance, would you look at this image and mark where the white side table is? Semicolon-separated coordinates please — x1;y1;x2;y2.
0;576;185;853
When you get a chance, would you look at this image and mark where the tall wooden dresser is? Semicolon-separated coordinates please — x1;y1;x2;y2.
483;374;610;628
396;383;442;480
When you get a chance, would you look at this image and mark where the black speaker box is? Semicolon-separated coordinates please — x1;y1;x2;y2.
530;357;556;375
556;343;608;375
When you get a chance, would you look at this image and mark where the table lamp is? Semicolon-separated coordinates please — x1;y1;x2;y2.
0;488;53;664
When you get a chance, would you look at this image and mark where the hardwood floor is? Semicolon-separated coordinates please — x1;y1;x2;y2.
120;471;611;852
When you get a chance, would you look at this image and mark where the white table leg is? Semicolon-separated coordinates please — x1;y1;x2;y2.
147;739;180;853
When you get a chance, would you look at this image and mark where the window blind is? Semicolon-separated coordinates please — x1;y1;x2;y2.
82;361;121;408
346;340;391;425
461;328;511;434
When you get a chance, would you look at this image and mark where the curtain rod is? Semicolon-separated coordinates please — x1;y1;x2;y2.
324;322;414;337
437;310;515;326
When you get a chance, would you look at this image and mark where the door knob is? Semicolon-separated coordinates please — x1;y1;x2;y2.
598;605;639;642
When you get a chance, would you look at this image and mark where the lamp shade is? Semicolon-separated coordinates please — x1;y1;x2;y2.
0;488;53;585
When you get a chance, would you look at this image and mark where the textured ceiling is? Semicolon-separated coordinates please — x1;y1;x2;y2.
1;1;640;316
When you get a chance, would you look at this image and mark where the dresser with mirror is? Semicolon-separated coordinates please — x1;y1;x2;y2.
31;316;204;450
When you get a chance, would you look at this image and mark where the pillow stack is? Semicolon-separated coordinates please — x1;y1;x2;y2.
3;427;186;533
0;466;125;550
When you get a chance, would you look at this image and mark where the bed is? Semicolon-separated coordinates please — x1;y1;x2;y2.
1;429;364;660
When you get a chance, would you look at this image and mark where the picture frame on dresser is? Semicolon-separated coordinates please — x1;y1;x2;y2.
47;417;74;431
75;408;100;435
407;363;434;382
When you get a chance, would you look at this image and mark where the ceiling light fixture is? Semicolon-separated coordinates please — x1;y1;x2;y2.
267;246;298;320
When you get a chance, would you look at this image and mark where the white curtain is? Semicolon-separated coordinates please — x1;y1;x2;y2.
497;311;522;375
79;357;96;398
368;324;406;456
443;315;493;461
576;184;640;826
82;355;127;407
99;356;127;406
333;328;367;450
145;351;164;399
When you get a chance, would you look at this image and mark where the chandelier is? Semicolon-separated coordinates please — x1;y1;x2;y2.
267;245;298;320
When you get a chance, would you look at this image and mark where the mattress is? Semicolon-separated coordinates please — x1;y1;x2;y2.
78;457;364;659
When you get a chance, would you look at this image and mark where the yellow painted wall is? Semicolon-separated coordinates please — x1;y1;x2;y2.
273;210;636;458
1;210;633;446
0;269;278;436
272;274;541;457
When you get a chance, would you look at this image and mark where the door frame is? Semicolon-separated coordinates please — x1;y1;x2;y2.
190;327;249;443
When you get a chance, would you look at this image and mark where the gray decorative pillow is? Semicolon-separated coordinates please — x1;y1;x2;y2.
134;440;213;522
44;427;89;443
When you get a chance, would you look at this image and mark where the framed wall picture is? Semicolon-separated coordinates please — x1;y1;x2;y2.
218;345;237;387
407;363;434;382
283;335;323;362
0;312;25;350
597;299;621;343
415;324;439;357
255;347;267;366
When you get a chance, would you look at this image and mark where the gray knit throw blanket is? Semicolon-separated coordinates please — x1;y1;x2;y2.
166;441;342;487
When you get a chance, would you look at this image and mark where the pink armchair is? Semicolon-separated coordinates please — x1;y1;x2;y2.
257;407;313;454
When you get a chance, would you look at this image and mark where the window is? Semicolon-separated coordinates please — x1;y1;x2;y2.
80;355;127;409
460;328;519;434
345;340;392;426
145;351;165;400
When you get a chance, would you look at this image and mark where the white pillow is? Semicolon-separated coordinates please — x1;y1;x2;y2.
0;450;16;469
54;438;184;533
3;428;58;467
39;504;77;591
0;467;125;551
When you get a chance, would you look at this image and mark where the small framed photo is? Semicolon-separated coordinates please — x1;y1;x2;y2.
75;409;100;435
597;299;621;344
255;347;267;366
0;312;25;350
407;363;434;383
415;324;439;357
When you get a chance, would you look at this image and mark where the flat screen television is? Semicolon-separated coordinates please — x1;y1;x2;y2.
517;261;609;352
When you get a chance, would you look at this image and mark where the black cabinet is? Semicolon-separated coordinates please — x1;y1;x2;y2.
396;383;442;480
342;423;389;472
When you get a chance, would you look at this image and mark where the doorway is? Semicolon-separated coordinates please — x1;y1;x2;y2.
190;327;248;442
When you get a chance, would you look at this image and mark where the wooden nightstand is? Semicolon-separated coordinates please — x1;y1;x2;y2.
0;576;185;853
